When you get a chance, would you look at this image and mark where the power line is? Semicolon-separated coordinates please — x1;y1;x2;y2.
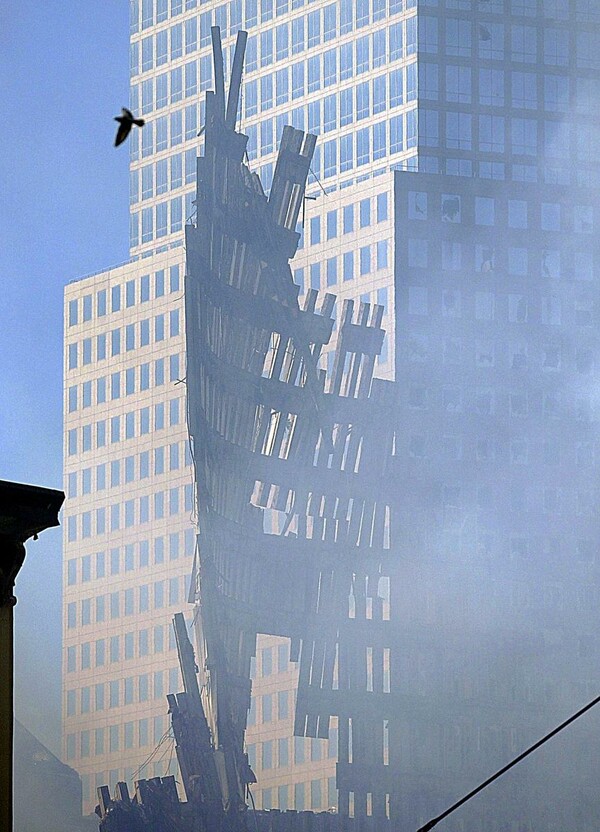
417;692;600;831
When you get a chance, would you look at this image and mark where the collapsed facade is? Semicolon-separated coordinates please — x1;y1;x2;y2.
185;27;396;821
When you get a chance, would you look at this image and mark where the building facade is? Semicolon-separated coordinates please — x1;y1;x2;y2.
391;169;600;828
63;253;194;808
64;0;600;821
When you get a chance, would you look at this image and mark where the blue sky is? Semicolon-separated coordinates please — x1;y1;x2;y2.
1;1;131;753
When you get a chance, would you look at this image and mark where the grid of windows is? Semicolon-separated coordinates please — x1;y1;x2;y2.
66;268;180;327
128;2;417;251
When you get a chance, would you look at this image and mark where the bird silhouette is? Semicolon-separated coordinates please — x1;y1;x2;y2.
114;107;145;147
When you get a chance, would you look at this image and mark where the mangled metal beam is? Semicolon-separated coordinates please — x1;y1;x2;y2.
184;24;396;825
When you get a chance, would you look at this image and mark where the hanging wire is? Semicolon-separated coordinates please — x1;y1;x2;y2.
151;733;176;775
131;728;173;780
163;736;177;777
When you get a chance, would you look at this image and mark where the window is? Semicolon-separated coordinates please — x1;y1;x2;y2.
480;115;505;154
169;487;179;515
508;294;528;323
140;363;150;390
139;674;149;702
512;118;537;155
110;328;121;357
338;133;352;173
80;686;91;714
167;398;179;426
359;246;371;275
134;409;147;440
541;203;561;232
377;240;388;270
341;205;354;235
258;695;273;731
96;508;106;535
310;263;320;290
321;211;337;244
291;62;304;99
82;294;92;322
356;81;369;121
416;12;437;54
261;30;274;67
508;200;528;229
311;780;322;810
359;198;371;229
446;65;471;104
441;242;461;272
138;318;150;347
388;19;404;61
479;68;504;107
418;64;436;107
323;49;337;87
67;472;77;498
325;258;337;287
408;286;428;315
110;372;121;401
475;197;495;226
309;216;321;246
336;252;352;284
545;28;568;66
446;112;471;150
512;72;536;109
356;34;370;74
446;18;471;57
544;74;569;114
68;386;77;413
512;24;536;62
82;424;91;451
574;250;593;282
577;30;600;71
292;736;306;766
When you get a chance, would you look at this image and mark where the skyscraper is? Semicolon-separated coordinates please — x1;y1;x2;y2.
64;0;600;821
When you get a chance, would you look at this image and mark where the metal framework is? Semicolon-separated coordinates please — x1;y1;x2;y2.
184;26;396;823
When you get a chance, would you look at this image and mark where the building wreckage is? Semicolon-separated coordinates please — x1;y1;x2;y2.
96;27;399;832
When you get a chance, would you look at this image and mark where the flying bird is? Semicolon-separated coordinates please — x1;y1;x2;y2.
114;107;145;147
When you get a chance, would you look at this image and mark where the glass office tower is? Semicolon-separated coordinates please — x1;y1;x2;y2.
64;0;600;818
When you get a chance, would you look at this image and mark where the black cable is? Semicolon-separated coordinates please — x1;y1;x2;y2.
417;691;600;831
247;784;260;832
308;165;327;196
